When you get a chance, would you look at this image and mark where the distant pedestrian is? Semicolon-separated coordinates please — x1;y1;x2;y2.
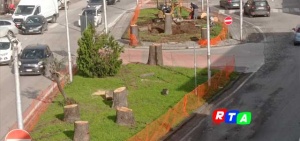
190;2;199;20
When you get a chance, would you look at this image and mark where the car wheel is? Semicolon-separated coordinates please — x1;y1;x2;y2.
40;28;44;34
51;15;57;23
249;14;253;18
294;42;298;46
7;30;14;37
266;13;270;17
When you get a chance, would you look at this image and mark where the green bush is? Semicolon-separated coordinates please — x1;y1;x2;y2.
77;24;124;77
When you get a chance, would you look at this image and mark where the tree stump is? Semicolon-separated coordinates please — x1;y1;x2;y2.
112;87;128;109
164;13;172;35
116;107;135;126
105;90;113;101
64;104;80;123
73;121;90;141
147;44;163;66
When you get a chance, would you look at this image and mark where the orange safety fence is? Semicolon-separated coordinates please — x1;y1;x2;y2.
127;56;235;141
198;23;228;47
129;1;142;46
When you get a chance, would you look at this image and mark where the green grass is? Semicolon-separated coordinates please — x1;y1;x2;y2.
30;63;215;141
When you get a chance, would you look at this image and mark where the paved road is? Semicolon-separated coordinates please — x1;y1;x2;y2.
0;0;136;140
165;0;300;140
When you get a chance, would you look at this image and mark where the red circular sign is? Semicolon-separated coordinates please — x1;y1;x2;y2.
224;16;233;25
5;129;32;141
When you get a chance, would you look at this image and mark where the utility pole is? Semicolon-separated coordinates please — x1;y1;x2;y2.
206;0;211;86
13;42;23;129
136;0;138;5
193;43;197;95
103;0;108;34
240;0;243;41
65;0;73;82
201;0;204;12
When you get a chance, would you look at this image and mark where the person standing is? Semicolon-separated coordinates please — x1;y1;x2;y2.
190;2;199;20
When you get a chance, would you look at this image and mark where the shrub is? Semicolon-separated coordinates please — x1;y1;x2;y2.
77;24;124;77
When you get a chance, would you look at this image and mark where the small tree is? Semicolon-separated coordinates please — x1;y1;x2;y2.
77;24;124;77
45;57;77;105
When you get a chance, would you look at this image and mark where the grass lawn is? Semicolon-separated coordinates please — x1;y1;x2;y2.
30;63;218;141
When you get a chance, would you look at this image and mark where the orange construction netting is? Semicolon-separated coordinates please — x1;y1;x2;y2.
129;2;141;46
198;23;229;47
127;56;235;141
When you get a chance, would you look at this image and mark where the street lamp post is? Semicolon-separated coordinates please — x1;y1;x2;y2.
103;0;108;34
240;0;243;41
206;0;211;86
13;41;23;129
65;0;73;83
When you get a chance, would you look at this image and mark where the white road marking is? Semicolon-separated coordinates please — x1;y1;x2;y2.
48;23;58;29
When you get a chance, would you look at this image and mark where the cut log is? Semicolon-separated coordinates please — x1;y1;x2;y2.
105;90;114;100
147;44;163;66
116;107;135;126
112;87;128;109
73;121;90;141
64;104;80;123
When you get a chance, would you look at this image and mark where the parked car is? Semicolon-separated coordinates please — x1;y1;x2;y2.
0;20;19;37
292;24;300;46
18;44;53;75
20;15;48;34
78;6;102;27
243;0;270;17
220;0;241;10
0;36;22;65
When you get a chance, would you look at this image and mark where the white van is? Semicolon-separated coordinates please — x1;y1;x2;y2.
12;0;59;28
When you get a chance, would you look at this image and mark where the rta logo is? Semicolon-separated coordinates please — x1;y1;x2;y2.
212;108;252;125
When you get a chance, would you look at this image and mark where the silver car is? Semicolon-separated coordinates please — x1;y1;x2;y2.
292;24;300;46
0;20;19;37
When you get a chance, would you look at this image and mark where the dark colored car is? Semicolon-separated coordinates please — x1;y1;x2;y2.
220;0;241;10
292;24;300;46
20;15;48;34
18;44;53;76
87;0;116;7
244;0;270;17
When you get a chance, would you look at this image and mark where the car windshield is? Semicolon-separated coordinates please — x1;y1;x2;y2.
255;1;267;6
26;17;42;24
0;42;10;50
21;49;45;59
82;10;96;16
15;5;35;15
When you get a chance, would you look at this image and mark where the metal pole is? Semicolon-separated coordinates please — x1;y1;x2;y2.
240;0;243;41
85;11;87;30
136;0;138;5
201;0;204;12
194;43;197;95
206;0;211;86
13;43;23;129
103;0;108;34
65;0;73;82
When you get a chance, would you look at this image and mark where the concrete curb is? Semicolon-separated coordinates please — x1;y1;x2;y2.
161;72;246;140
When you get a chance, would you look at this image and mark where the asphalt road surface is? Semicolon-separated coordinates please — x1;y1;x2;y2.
0;0;136;140
165;0;300;140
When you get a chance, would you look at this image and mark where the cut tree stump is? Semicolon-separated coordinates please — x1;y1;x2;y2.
105;90;114;100
147;43;163;66
112;87;128;109
116;107;135;126
64;104;80;123
73;121;90;141
164;13;172;35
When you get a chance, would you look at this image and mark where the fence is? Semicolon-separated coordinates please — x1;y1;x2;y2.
127;56;235;141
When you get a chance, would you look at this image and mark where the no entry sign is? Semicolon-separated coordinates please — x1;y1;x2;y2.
5;129;32;141
224;16;233;25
